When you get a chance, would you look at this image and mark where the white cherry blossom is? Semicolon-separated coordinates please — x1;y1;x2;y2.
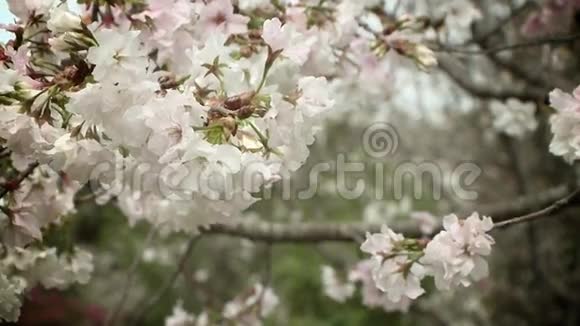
197;0;249;37
490;98;538;138
421;213;495;290
321;265;355;303
548;87;580;161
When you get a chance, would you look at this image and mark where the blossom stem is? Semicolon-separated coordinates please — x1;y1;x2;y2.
106;225;158;326
130;234;202;325
0;162;40;200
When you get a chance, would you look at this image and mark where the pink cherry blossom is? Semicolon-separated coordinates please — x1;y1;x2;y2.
197;0;249;36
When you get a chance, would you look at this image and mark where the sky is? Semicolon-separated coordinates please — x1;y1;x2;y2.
0;1;81;42
0;1;13;42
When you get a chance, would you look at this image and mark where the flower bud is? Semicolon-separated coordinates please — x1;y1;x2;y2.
48;32;95;52
158;73;178;90
237;105;255;119
397;15;430;32
224;91;255;111
391;40;437;71
218;116;237;132
217;116;238;138
412;44;437;71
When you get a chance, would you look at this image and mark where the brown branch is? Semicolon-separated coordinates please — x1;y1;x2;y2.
435;2;579;98
436;33;580;55
0;162;39;199
106;225;158;326
477;184;571;220
201;220;392;243
467;1;535;45
494;189;580;229
129;234;202;326
470;14;574;92
198;185;580;243
437;56;545;101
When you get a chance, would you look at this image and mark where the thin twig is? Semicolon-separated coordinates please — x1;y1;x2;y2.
437;56;545;101
499;134;541;280
130;234;202;325
256;244;273;323
0;162;40;199
198;187;580;242
467;1;534;45
436;33;580;55
106;225;158;326
494;189;580;229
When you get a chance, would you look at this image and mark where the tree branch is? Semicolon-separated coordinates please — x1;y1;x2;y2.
199;185;580;243
494;189;580;229
437;56;545;101
466;1;534;45
0;162;39;199
130;234;202;325
106;225;158;326
435;3;578;100
436;33;580;55
201;220;391;243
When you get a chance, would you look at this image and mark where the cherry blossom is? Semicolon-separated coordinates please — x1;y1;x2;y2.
262;18;314;65
0;274;25;322
197;0;249;37
421;213;495;290
349;259;412;313
87;28;149;82
0;247;93;322
7;0;55;21
548;87;580;162
321;265;355;303
165;302;208;326
359;213;494;308
222;283;279;325
47;7;83;33
0;0;522;321
489;99;538;138
410;211;438;235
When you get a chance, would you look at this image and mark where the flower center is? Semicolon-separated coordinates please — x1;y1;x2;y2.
212;12;227;26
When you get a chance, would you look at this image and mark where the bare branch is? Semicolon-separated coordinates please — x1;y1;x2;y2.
467;1;535;45
436;33;580;55
106;225;158;326
198;186;580;243
201;220;393;243
130;234;202;326
437;56;545;101
436;3;577;98
0;162;39;199
494;189;580;229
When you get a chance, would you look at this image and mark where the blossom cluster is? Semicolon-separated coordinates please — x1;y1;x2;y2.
0;246;93;322
0;0;443;238
321;213;494;313
0;0;449;321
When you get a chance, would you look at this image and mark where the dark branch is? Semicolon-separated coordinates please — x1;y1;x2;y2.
467;1;535;45
436;33;580;55
198;185;580;243
0;162;39;199
494;189;580;229
130;234;202;325
437;56;545;101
